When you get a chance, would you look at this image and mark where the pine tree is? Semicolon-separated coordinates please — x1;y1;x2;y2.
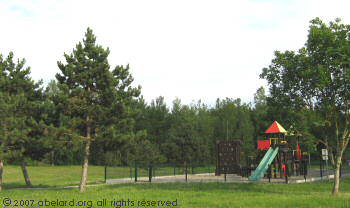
56;28;140;191
0;52;42;191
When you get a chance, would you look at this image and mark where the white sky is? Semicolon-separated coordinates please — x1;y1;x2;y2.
1;0;350;107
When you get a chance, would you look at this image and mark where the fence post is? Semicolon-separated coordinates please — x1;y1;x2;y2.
268;164;271;183
291;155;295;176
224;165;227;181
185;164;188;182
135;164;138;182
130;166;132;180
149;165;152;182
285;164;288;184
320;157;323;179
192;164;194;175
104;166;107;183
304;162;307;182
153;164;155;178
174;164;176;176
208;162;210;174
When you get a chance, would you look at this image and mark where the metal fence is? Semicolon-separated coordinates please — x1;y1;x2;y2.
243;156;350;184
105;158;350;184
105;163;219;183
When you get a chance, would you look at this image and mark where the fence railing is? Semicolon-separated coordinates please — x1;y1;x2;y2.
105;160;350;184
105;163;217;183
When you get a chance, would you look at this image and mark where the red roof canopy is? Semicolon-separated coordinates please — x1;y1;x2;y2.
265;121;287;134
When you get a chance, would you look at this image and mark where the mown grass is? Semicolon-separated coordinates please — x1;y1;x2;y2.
2;165;104;188
1;165;350;207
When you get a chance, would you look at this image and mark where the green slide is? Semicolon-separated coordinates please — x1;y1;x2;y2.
248;147;279;181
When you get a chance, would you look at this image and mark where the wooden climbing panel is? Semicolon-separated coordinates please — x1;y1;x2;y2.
215;140;241;175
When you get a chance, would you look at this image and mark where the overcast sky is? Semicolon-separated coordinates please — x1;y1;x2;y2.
1;0;350;107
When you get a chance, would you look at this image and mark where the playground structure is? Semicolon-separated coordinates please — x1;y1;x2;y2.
215;140;241;176
247;121;308;181
214;121;307;181
106;120;350;184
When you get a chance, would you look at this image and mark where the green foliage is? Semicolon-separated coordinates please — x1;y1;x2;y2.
1;33;269;168
260;17;350;194
54;27;141;148
250;87;269;145
0;52;43;163
260;17;350;153
163;98;202;164
52;27;142;192
213;98;254;153
130;96;258;166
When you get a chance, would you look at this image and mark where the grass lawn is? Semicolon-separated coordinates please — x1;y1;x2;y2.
2;165;105;188
1;165;350;207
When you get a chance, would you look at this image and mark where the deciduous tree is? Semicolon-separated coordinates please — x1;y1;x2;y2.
261;18;350;195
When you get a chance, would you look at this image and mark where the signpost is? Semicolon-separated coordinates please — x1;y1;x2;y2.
322;149;328;177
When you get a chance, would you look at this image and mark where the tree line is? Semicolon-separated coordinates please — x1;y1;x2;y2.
0;28;270;191
1;18;350;194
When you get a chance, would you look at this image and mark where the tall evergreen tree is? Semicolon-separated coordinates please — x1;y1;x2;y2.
42;80;85;166
163;98;204;165
56;28;140;191
250;87;269;145
213;98;254;153
0;52;42;191
192;100;215;162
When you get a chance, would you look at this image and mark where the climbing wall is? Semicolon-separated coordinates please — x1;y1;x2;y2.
215;140;241;175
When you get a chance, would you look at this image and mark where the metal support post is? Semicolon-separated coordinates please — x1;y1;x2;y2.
224;165;227;181
304;162;307;182
130;166;132;180
104;166;107;183
285;164;288;184
320;157;323;179
153;164;155;178
149;165;152;182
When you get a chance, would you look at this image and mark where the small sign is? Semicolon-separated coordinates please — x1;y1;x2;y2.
322;156;328;160
322;149;328;156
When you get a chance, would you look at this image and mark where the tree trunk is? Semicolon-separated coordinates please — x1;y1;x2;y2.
332;156;342;195
79;116;91;192
79;140;90;192
183;161;187;174
51;151;54;166
20;160;32;186
0;160;3;192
